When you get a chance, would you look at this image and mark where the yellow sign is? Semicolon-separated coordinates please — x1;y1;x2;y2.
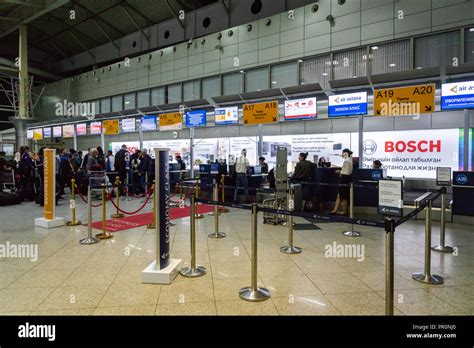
103;119;119;135
159;112;182;131
33;129;43;140
374;84;435;116
43;148;55;220
243;101;279;125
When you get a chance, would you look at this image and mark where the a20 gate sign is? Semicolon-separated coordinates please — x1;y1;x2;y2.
374;84;435;116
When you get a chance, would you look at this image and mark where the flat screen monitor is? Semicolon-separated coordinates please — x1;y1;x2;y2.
253;165;262;175
323;162;331;168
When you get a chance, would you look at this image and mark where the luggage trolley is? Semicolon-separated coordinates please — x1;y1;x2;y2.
0;169;16;192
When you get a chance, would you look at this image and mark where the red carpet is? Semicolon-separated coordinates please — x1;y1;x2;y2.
89;204;214;232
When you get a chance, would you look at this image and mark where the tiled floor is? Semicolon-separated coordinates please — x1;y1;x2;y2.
1;195;474;316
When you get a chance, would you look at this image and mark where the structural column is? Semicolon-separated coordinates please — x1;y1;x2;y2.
13;24;29;148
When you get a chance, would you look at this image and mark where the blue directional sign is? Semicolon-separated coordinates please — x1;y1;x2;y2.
441;81;474;110
328;92;368;117
186;110;207;128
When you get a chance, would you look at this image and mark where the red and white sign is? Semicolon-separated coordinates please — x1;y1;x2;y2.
359;129;459;179
284;97;317;120
90;121;102;135
76;123;87;136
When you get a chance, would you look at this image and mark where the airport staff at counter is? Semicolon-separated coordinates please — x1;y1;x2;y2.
233;149;250;204
330;148;353;216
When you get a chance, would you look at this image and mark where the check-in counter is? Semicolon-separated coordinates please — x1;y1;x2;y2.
452;171;474;216
353;168;385;207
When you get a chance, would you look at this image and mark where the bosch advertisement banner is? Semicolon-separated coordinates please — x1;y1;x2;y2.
156;149;170;270
441;81;474;110
359;129;461;179
284;97;317;120
329;92;368;117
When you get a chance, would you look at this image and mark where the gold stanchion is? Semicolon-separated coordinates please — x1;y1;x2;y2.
219;174;229;213
147;180;156;229
195;178;203;219
96;184;113;239
66;178;82;226
111;176;124;218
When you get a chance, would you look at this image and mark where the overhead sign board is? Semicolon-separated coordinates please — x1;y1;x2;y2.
441;81;474;110
103;119;119;135
43;127;51;138
378;179;403;217
374;84;435;116
33;129;43;140
76;123;87;136
186;110;207;128
141;115;157;131
90;121;102;135
62;124;75;138
243;100;279;125
215;106;238;125
284;97;317;120
121;118;136;133
329;92;367;117
436;167;452;186
52;126;62;138
159;112;182;131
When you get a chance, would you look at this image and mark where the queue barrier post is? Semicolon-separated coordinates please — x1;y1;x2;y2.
208;178;221;216
280;186;302;254
195;178;203;219
385;218;395;316
125;172;132;201
431;187;455;253
96;184;113;240
180;195;207;278
79;185;100;245
66;178;82;226
342;183;361;237
111;176;125;218
239;203;270;302
412;199;444;285
208;180;226;239
219;174;229;213
147;180;156;229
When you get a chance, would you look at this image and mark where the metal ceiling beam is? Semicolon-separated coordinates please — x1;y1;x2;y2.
0;0;43;8
29;24;82;57
68;31;95;59
124;1;153;27
0;15;20;21
165;0;184;29
91;17;120;51
120;3;149;41
71;1;126;36
0;0;70;38
48;12;101;46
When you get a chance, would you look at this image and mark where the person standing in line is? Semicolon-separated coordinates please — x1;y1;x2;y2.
330;148;354;216
138;150;151;196
106;150;115;172
233;149;249;204
114;145;128;196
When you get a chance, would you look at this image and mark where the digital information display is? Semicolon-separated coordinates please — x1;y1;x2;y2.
329;92;368;117
43;127;52;138
284;97;317;120
53;126;62;138
215;107;238;125
141;115;157;131
186;110;206;128
62;124;75;138
121;118;136;133
441;81;474;110
90;122;102;135
76;123;87;136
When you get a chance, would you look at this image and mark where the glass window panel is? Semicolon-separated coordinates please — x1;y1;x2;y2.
299;55;331;89
333;48;367;80
415;31;460;69
371;40;410;75
137;90;150;108
151;87;165;106
111;95;123;112
465;28;474;63
167;84;182;103
245;67;269;92
223;73;242;95
124;93;136;109
202;76;221;100
100;98;111;113
92;100;100;116
271;62;298;88
183;80;201;101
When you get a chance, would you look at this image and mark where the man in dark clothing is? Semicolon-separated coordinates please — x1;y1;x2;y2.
114;145;128;196
138;150;151;195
